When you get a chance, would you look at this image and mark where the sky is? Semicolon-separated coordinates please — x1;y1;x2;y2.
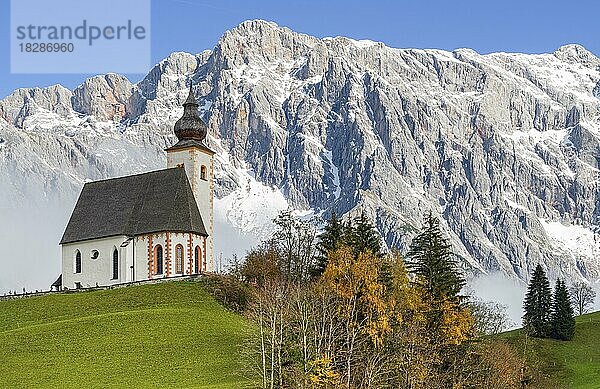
1;0;600;98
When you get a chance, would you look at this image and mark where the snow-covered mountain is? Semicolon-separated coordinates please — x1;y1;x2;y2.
2;20;600;291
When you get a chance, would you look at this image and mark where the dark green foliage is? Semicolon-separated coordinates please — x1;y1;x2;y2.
346;212;383;257
313;212;345;276
313;211;383;277
551;279;576;341
406;212;465;301
523;264;553;338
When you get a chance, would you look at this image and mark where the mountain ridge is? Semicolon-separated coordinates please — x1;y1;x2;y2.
1;20;599;290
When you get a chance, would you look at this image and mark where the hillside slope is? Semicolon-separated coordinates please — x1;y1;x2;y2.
0;281;254;388
502;311;600;388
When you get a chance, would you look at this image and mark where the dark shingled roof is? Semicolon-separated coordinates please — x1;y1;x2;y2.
60;167;207;245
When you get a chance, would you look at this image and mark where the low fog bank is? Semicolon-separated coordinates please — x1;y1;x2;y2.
467;272;527;329
593;282;600;311
213;215;261;272
0;203;71;294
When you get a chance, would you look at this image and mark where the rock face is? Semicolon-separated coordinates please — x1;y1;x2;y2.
72;74;134;121
2;20;600;285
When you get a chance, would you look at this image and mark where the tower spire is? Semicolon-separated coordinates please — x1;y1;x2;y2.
173;80;207;142
184;80;197;106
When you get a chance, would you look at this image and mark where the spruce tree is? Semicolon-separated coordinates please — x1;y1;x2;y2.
522;264;552;338
551;279;576;341
348;212;382;257
406;212;465;301
313;212;345;276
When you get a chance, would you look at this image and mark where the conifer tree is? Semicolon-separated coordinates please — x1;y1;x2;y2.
406;212;465;301
551;279;576;341
347;212;383;257
313;212;345;276
522;264;552;338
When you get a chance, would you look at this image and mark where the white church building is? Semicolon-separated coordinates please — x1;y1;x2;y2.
59;85;215;289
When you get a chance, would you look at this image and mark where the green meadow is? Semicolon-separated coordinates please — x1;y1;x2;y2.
0;281;255;388
502;311;600;388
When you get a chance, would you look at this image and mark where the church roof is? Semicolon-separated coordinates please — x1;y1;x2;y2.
60;167;207;245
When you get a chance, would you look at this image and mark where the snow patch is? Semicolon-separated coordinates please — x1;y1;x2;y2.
504;197;530;213
540;219;599;259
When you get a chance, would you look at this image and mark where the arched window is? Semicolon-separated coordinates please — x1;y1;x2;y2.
194;246;201;274
155;245;163;275
175;244;184;274
74;250;82;274
112;248;119;280
200;165;207;180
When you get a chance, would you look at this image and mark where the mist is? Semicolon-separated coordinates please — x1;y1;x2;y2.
467;272;527;328
0;203;71;294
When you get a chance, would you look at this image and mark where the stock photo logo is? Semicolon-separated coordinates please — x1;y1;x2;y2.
10;0;150;74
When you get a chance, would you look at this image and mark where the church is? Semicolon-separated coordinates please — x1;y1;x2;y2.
59;85;215;289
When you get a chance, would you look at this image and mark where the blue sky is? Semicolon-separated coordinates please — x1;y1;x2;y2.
1;0;599;98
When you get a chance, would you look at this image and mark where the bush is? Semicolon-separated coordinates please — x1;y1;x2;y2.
196;274;251;312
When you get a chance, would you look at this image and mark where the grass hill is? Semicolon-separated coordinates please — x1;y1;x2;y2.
0;281;255;388
502;311;600;388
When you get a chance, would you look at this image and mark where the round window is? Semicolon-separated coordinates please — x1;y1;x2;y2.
91;250;99;260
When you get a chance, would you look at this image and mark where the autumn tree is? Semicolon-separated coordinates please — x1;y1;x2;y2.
241;242;282;286
382;251;434;387
569;281;596;316
322;246;389;387
551;279;576;341
523;264;552;338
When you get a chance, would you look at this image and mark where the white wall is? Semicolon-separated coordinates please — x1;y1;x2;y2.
61;232;207;288
61;235;131;289
134;232;207;281
167;147;215;272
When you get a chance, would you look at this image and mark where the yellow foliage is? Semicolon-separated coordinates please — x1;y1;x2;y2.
322;247;391;347
439;299;475;345
308;355;341;388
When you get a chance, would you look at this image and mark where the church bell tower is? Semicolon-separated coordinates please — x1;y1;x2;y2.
166;83;215;272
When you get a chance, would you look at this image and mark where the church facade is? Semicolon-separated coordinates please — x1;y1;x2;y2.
59;85;215;289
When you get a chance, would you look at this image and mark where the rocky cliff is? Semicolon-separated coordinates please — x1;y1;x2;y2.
2;20;599;288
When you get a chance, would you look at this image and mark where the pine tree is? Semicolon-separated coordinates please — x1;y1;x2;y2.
406;212;465;302
347;212;383;257
522;264;552;338
313;212;345;276
551;279;576;341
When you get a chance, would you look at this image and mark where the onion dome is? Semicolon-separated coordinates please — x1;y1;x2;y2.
174;83;208;142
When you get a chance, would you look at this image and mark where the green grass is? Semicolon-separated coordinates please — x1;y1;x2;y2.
0;281;255;388
501;311;600;389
